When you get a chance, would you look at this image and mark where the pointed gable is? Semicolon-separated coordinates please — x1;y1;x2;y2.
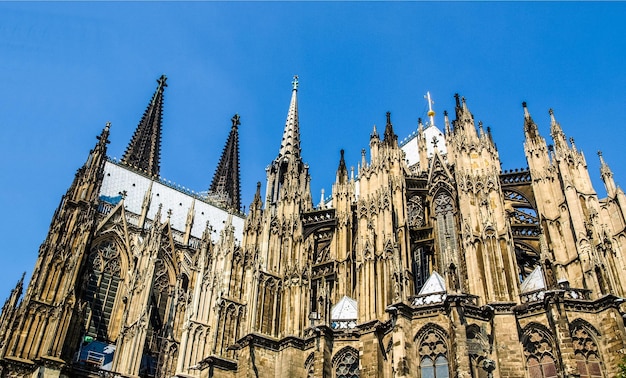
418;271;447;295
520;266;546;293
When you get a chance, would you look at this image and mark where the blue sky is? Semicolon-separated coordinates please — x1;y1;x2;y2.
1;2;625;300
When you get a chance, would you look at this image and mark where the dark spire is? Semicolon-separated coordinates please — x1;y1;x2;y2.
522;102;540;140
336;149;348;184
383;111;397;145
276;75;301;162
121;75;167;177
209;114;242;211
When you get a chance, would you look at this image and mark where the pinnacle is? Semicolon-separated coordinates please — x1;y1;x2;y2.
121;75;166;177
277;75;301;162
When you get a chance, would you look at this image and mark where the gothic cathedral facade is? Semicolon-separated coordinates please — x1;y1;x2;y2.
0;76;625;378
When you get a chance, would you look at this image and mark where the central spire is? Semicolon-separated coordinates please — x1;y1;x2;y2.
121;75;167;177
276;75;301;162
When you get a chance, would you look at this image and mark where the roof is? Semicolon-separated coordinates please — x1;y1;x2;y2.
520;266;546;293
99;160;245;242
331;295;357;320
418;271;447;295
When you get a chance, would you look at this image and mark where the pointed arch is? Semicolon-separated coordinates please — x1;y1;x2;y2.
415;323;450;378
570;319;604;378
332;346;359;378
521;323;559;378
305;352;315;378
83;237;125;342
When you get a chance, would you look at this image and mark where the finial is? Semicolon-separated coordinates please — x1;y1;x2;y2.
522;101;530;118
597;150;603;158
549;108;557;125
292;75;299;90
231;113;241;129
425;91;435;126
454;93;460;107
431;136;439;149
157;75;168;88
105;121;111;130
386;111;391;125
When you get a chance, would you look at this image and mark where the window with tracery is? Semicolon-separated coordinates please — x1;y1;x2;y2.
523;327;558;378
333;347;359;378
408;195;425;228
84;240;121;341
571;325;603;378
147;258;170;352
434;193;458;256
305;353;315;378
417;328;450;378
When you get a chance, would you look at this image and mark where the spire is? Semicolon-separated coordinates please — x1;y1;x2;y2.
336;149;348;184
370;124;379;140
549;108;567;148
443;110;451;135
276;75;301;162
121;75;167;177
522;102;540;140
383;111;397;145
598;151;617;197
209;114;242;211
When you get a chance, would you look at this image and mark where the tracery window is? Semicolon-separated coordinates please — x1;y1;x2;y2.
408;195;425;228
146;258;171;352
333;347;359;378
571;324;603;378
305;353;315;378
84;240;121;341
523;326;558;378
434;193;458;256
417;327;450;378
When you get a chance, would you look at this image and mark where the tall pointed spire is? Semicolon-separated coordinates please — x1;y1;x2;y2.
121;75;167;177
383;111;397;145
336;149;348;184
209;114;242;211
598;151;617;197
276;75;301;162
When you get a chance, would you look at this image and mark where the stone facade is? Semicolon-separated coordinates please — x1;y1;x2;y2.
0;77;625;378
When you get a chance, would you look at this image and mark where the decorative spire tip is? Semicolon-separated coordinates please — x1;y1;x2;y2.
292;75;299;90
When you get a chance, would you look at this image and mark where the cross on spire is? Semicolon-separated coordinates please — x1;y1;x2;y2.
292;75;299;90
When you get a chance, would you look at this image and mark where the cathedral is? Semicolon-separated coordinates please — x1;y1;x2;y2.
0;75;625;378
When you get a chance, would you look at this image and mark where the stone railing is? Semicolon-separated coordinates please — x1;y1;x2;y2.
411;291;447;306
331;319;357;330
520;288;591;304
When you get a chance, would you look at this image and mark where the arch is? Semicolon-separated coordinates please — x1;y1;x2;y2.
305;352;315;378
570;319;604;378
332;347;359;378
415;323;450;378
514;241;540;281
83;238;124;342
522;323;558;378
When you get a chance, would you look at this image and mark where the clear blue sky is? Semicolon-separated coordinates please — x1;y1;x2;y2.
1;2;625;300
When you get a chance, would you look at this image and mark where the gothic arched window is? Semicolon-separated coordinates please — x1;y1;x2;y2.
333;347;359;378
523;326;558;378
84;240;121;341
434;192;458;256
305;353;315;378
417;326;450;378
571;323;603;378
